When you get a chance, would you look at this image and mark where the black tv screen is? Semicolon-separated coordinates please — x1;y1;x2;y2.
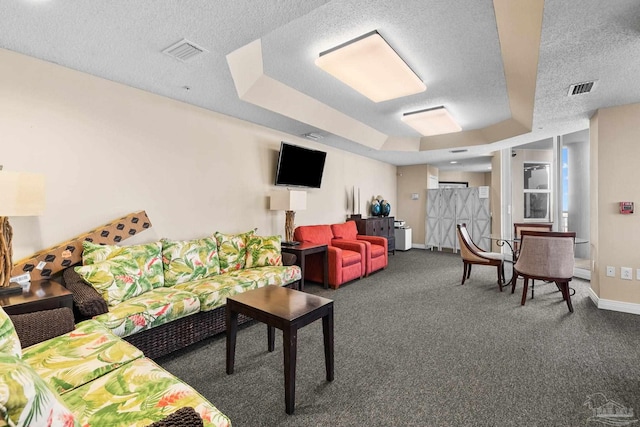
275;142;327;188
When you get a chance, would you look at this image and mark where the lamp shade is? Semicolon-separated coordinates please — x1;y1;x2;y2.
270;190;307;211
0;171;46;216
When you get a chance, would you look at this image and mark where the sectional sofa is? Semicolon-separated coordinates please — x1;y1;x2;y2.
64;230;301;359
1;305;230;427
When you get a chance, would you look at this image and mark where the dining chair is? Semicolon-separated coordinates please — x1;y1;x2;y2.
511;230;576;313
513;222;553;255
512;223;554;290
456;223;506;290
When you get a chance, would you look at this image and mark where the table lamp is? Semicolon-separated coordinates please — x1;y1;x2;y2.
0;169;46;295
270;190;307;245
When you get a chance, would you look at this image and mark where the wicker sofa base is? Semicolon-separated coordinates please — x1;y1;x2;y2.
124;282;298;360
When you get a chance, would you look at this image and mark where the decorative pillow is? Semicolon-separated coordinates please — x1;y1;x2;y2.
75;241;164;306
81;240;116;265
0;353;79;427
0;306;21;358
214;230;255;274
161;237;220;286
245;235;283;268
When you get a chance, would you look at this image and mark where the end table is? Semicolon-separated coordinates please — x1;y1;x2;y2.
281;242;328;291
0;279;73;315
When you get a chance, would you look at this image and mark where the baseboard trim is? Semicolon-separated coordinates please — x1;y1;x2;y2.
588;288;640;315
412;244;426;249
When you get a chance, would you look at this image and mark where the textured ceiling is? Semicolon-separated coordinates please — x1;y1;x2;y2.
1;0;639;172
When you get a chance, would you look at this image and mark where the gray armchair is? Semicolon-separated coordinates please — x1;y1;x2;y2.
511;230;576;312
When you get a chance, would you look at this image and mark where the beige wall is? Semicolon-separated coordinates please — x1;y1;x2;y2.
590;103;640;304
396;165;429;246
438;171;491;188
1;48;397;261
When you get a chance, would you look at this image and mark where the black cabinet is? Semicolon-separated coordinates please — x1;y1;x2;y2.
351;216;395;254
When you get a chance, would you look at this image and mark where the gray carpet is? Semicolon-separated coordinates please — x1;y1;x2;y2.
157;250;640;426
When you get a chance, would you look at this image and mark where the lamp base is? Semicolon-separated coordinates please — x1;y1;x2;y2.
0;282;23;296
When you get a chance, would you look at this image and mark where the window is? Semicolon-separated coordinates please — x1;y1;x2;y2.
523;162;551;221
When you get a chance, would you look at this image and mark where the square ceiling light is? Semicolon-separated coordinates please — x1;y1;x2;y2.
315;30;426;103
401;106;462;136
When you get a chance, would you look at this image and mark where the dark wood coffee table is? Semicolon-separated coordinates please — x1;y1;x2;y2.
226;285;334;414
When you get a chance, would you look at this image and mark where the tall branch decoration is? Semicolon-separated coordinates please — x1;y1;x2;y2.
0;216;13;288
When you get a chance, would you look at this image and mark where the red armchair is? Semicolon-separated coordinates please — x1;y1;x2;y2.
293;224;365;289
331;221;388;276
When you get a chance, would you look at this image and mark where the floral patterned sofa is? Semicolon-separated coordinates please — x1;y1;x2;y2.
64;230;301;359
0;306;231;427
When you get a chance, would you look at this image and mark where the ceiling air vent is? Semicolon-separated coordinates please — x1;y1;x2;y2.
568;80;597;96
302;132;324;141
450;149;468;153
162;39;207;62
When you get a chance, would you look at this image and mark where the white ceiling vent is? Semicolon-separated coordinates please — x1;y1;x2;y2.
162;39;207;62
302;132;324;141
568;80;597;96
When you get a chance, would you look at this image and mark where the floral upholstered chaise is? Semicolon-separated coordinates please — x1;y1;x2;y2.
0;306;231;427
64;230;301;358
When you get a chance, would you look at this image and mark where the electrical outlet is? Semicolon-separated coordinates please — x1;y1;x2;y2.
606;266;615;277
621;267;633;280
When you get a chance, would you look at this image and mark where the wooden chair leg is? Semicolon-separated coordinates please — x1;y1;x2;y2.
461;263;467;285
511;272;519;294
520;278;529;306
559;281;574;313
497;264;503;292
554;281;567;300
467;264;472;278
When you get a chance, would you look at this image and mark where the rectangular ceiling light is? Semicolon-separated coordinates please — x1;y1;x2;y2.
315;30;426;103
401;106;462;136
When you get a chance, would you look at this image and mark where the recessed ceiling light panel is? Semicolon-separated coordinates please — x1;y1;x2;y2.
401;106;462;136
315;30;426;103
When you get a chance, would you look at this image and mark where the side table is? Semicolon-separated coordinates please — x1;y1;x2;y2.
0;279;73;315
281;243;328;291
226;285;334;414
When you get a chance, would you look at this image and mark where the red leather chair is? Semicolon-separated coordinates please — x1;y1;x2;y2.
331;221;387;276
293;225;365;289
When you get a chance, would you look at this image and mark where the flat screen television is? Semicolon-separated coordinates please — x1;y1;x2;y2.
275;142;327;188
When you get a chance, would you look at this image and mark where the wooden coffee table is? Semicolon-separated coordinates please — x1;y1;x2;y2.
226;285;334;414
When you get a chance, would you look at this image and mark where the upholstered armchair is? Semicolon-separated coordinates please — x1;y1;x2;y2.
512;230;576;312
294;224;365;289
331;221;387;276
456;223;505;290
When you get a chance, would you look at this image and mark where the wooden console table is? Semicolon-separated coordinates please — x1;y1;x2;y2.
349;216;396;254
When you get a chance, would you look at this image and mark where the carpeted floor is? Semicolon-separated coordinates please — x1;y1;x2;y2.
157;249;640;427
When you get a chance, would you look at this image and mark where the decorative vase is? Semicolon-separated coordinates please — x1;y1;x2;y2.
381;200;391;217
371;200;381;216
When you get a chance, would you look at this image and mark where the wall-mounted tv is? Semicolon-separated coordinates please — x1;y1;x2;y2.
275;142;327;188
